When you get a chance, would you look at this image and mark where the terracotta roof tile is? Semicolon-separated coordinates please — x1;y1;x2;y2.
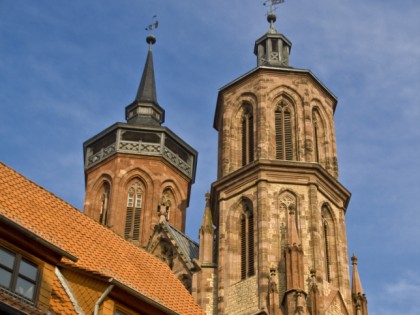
49;276;77;315
0;163;204;315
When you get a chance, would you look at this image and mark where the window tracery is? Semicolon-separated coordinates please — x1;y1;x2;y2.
125;182;143;240
275;100;294;161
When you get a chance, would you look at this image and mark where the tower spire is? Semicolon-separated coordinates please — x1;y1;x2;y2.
135;35;158;105
125;21;165;126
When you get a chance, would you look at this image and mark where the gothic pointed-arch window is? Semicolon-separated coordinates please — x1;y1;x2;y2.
241;104;254;166
313;112;320;163
275;101;294;161
323;219;331;282
240;199;255;280
125;183;143;240
312;108;326;164
99;182;110;226
321;204;338;284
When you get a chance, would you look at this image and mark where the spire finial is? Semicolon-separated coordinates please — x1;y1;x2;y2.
145;15;158;50
263;0;284;32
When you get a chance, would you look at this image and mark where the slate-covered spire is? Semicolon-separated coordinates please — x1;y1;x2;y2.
125;34;165;126
352;254;368;315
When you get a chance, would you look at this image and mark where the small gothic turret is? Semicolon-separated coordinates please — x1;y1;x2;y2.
254;11;292;67
194;193;217;312
125;35;165;126
199;192;215;264
352;254;368;315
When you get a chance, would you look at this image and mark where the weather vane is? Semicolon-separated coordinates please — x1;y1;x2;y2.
263;0;285;13
145;15;159;32
145;15;158;47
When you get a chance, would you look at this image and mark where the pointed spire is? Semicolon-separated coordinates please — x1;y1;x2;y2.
351;254;364;295
200;192;214;234
352;254;368;315
125;35;165;126
135;35;158;104
288;206;301;246
199;192;214;264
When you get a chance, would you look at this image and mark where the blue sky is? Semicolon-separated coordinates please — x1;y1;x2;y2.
1;1;419;314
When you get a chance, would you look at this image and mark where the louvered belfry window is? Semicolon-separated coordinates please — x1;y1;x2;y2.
240;200;255;280
275;101;294;160
125;184;142;240
241;105;254;166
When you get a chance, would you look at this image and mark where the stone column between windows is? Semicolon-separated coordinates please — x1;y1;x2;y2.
217;198;227;314
309;183;322;283
257;179;269;311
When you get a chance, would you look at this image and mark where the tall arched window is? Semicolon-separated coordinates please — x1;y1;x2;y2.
275;101;294;160
125;182;143;240
323;219;331;282
240;199;255;280
241;105;254;166
313;112;320;163
321;204;338;284
312;108;326;164
99;183;110;226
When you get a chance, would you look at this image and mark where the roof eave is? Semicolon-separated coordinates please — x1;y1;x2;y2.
0;214;78;262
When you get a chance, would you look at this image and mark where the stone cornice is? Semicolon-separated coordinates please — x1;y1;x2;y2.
210;160;351;222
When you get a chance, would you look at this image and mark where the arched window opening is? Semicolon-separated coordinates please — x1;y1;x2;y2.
323;220;331;282
321;204;338;284
99;183;110;226
275;101;294;161
313;113;320;163
240;200;255;280
125;182;143;240
312;108;327;165
241;105;254;166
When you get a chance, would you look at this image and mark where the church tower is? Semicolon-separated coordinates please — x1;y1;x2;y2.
82;34;197;248
196;3;367;315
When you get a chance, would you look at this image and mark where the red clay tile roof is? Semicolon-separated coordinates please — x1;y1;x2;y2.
49;276;76;315
0;162;204;315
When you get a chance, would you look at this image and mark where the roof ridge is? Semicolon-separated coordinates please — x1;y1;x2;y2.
165;221;199;246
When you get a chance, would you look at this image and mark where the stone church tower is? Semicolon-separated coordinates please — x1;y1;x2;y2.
195;8;368;315
82;34;197;248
